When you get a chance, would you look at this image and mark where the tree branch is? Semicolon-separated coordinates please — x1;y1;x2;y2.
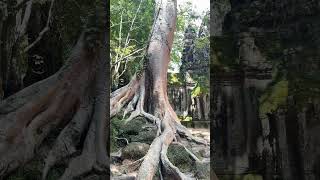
17;0;33;36
23;0;55;53
14;0;31;11
110;21;132;28
111;46;146;65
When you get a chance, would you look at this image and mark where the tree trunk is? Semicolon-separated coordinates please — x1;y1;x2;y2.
111;0;213;179
1;0;33;98
1;0;215;179
0;3;109;179
0;4;4;101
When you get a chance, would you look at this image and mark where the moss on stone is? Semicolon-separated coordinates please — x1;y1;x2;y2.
130;129;157;144
167;144;193;172
111;116;148;152
194;161;210;179
121;142;149;160
110;115;124;152
121;117;145;135
259;79;288;117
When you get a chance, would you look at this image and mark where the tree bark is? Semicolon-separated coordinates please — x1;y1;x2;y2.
1;0;212;179
1;0;31;98
111;0;210;179
0;3;109;179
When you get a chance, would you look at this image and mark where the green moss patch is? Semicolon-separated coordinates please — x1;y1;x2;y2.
259;79;288;116
167;144;193;172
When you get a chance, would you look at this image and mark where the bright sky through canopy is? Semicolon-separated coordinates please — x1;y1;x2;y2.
169;0;209;73
177;0;210;15
177;0;210;27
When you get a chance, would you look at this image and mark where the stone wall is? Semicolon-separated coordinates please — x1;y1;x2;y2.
168;13;210;126
211;0;320;179
168;83;210;123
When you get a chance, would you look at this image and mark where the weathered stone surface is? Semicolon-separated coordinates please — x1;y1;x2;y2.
121;142;149;160
211;0;231;36
130;129;157;144
212;0;320;179
121;117;145;135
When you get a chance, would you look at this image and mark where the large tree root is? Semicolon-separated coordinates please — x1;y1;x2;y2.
111;74;209;180
121;157;145;174
109;0;214;178
0;28;109;179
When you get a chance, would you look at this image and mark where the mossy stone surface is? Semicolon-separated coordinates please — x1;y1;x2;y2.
194;161;210;179
121;117;146;135
121;142;150;160
167;144;193;172
130;128;157;144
